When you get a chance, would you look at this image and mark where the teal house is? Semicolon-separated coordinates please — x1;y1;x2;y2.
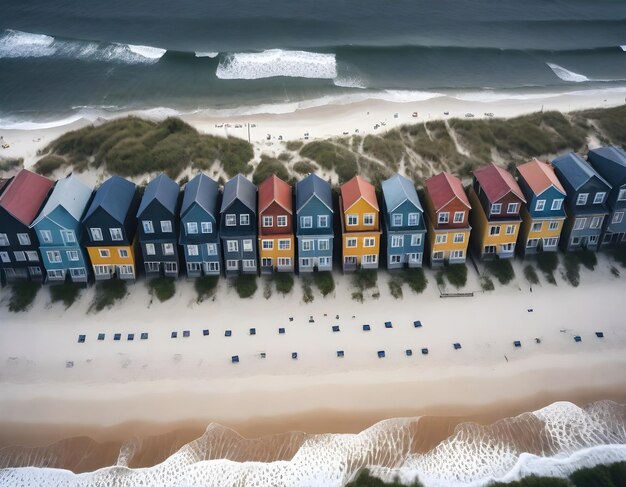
31;175;93;283
381;173;426;269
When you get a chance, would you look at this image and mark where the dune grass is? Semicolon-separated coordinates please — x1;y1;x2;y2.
300;141;358;183
8;281;41;312
147;277;176;302
194;275;219;302
91;280;127;312
563;253;581;287
523;265;540;285
313;271;335;296
274;272;294;295
49;281;83;308
293;160;318;175
480;275;495;291
252;155;290;184
535;252;559;284
301;276;314;303
485;258;515;285
234;274;257;298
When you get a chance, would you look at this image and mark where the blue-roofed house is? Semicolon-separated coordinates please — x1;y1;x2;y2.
220;175;258;276
552;152;611;252
295;173;334;272
82;175;140;280
381;173;426;269
32;174;93;283
179;173;221;277
587;146;626;246
137;174;181;278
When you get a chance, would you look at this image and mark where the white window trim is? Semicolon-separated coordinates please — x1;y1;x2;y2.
576;193;588;206
263;216;273;227
535;200;545;212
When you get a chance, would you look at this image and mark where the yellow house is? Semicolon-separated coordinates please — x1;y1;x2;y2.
340;176;381;272
86;244;137;280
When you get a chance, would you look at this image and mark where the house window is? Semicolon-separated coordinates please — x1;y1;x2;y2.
47;269;64;279
62;230;76;243
409;253;422;263
4;268;16;277
390;255;402;264
548;221;559;231
501;243;514;252
411;234;422;246
162;243;174;255
346;238;357;248
110;228;123;241
278;239;290;250
67;250;79;261
98;249;110;258
301;216;313;228
226;260;238;270
590;216;602;229
142;221;154;233
90;228;103;241
300;258;311;267
453;212;464;223
13;251;26;261
243;239;253;252
451;250;464;259
227;240;238;252
207;244;217;255
302;240;313;251
263;216;273;227
47;250;62;263
345;256;357;265
506;225;516;235
242;259;256;269
164;262;177;273
29;267;42;277
531;222;542;233
432;251;444;260
535;200;545;211
262;257;272;267
507;203;519;214
438;212;449;224
25;251;39;262
318;215;329;227
363;254;377;264
0;251;10;263
188;262;202;272
453;233;464;243
613;211;624;224
576;193;588;205
161;221;173;233
187;222;198;234
94;265;110;275
436;234;447;244
527;238;539;248
187;245;199;256
318;239;329;251
262;240;273;250
240;214;249;225
484;245;496;254
318;256;330;266
208;262;219;272
17;233;31;246
278;216;288;227
278;258;291;267
618;188;626;201
593;192;605;204
201;222;212;233
347;214;358;226
0;233;9;246
490;203;502;215
145;262;160;273
589;235;599;244
118;249;129;258
391;235;404;248
40;230;53;244
225;214;236;226
543;237;558;247
489;226;501;236
408;213;419;226
573;218;586;230
392;214;402;227
363;237;375;247
70;268;86;278
146;243;156;255
551;199;563;211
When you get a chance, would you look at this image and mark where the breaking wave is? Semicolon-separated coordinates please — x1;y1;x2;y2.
195;51;219;58
0;401;625;486
546;63;590;83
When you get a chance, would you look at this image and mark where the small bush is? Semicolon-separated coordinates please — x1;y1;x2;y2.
33;155;67;176
576;249;598;270
536;252;559;284
91;280;127;312
252;155;290;184
346;469;424;486
300;141;358;183
351;291;364;303
8;281;41;312
293;160;318;175
402;268;427;294
234;274;257;298
563;253;580;287
285;140;303;151
302;277;314;303
263;278;272;299
353;268;378;291
480;275;495;291
147;277;176;302
49;282;82;308
0;156;23;172
523;265;539;285
313;271;335;296
277;152;292;162
445;264;468;289
485;257;515;285
388;277;403;299
194;275;219;302
435;270;445;287
274;272;294;295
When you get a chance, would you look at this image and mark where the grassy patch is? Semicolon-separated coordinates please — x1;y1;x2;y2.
285;140;303;151
274;272;294;295
402;268;427;294
579;104;626;147
252;155;290;184
480;275;495;291
443;264;468;289
194;275;219;302
313;271;335;296
0;156;23;172
362;131;405;170
346;469;424;486
147;277;176;302
33;154;66;176
535;252;558;284
301;277;314;303
8;281;41;312
293;160;318;175
612;247;626;268
234;274;257;298
91;280;127;312
435;270;445;287
300;141;358;183
352;268;378;291
563;253;581;287
485;258;515;285
388;276;403;299
523;265;539;285
263;278;272;299
351;291;364;303
49;282;82;308
576;249;597;270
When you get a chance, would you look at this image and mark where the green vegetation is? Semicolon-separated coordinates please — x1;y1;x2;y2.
435;270;445;287
346;470;423;487
490;476;570;487
293;160;318;175
480;275;495;291
233;274;257;298
49;281;82;308
313;271;335;297
194;275;219;302
359;157;395;188
388;275;403;299
33;155;66;176
8;281;41;312
402;268;428;294
147;277;176;302
351;291;364;303
581;104;626;147
285;140;303;151
576;249;598;271
277;152;292;162
563;253;581;287
252;154;290;184
274;272;294;295
0;156;23;172
362;131;405;170
523;265;539;285
535;252;559;285
485;258;515;285
352;268;378;291
263;278;272;299
91;280;127;312
440;264;468;289
612;247;626;268
300;141;358;183
301;276;314;303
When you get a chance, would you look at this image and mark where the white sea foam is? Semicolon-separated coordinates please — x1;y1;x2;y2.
546;63;590;82
333;76;368;89
216;49;337;80
621;45;626;52
127;44;166;59
195;51;219;58
0;114;86;130
0;29;55;58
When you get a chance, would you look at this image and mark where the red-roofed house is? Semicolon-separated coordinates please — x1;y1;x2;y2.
257;175;294;273
339;175;381;271
423;171;472;266
0;169;54;283
468;163;527;259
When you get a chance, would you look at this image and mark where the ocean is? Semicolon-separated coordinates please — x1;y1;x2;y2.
1;0;626;127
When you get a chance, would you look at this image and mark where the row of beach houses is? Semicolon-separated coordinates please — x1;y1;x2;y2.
0;146;625;285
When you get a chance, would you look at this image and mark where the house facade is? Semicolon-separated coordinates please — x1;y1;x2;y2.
339;176;381;272
552;152;611;252
137;174;181;278
31;175;93;283
258;175;294;274
179;173;221;277
468;163;526;259
423;171;472;266
82;175;140;280
295;173;333;272
587;146;626;246
0;170;54;283
381;173;426;269
516;159;566;255
220;175;258;276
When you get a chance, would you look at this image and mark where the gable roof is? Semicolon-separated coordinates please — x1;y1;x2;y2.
180;173;219;218
258;175;292;214
517;158;565;196
425;171;470;211
137;173;179;217
221;174;256;213
296;173;332;212
382;173;422;213
552;152;611;191
32;174;92;226
587;146;626;187
474;163;526;203
340;175;378;212
0;169;53;226
83;175;137;223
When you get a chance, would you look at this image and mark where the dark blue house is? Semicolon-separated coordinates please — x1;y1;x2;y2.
587;146;626;246
381;173;426;269
179;173;221;277
137;174;181;278
220;175;258;276
552;152;611;252
295;173;334;272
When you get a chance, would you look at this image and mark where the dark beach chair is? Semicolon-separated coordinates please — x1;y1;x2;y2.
203;329;209;336
453;342;462;350
292;352;298;359
289;317;293;322
141;332;148;340
421;348;429;355
127;333;134;341
535;338;541;344
384;321;393;329
514;340;521;348
574;335;582;342
332;325;340;332
309;316;314;323
225;330;232;337
337;350;344;357
78;334;86;343
527;309;533;313
279;327;285;334
114;333;121;341
595;331;604;338
377;350;385;358
260;352;266;359
231;355;239;363
414;320;422;328
97;333;105;341
363;324;371;331
171;331;177;338
335;315;339;319
66;361;74;368
183;330;190;338
249;328;256;335
405;349;413;356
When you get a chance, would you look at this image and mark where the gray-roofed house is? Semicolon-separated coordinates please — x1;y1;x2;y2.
137;174;181;278
552;152;611;252
179;173;221;277
587;146;626;246
220;175;258;276
31;174;93;283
